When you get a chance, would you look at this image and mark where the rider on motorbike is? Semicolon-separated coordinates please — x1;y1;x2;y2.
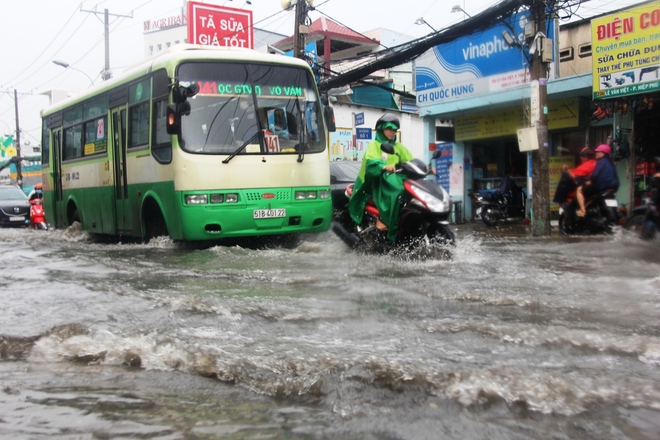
563;147;596;185
28;182;44;202
348;113;414;242
554;147;595;205
576;144;619;217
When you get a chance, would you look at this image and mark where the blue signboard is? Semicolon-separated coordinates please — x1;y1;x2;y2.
433;143;453;193
354;112;365;126
356;127;372;140
415;11;554;107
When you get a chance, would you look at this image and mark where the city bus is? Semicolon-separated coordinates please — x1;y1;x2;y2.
40;45;335;243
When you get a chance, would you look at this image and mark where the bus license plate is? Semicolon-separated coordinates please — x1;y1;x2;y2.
253;208;286;219
605;199;618;207
10;216;25;222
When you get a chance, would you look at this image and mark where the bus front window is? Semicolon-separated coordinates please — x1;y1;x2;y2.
177;62;326;156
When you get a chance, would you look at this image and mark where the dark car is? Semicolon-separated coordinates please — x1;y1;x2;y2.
329;160;361;209
0;184;30;227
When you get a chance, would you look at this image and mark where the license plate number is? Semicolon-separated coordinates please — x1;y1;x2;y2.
9;216;25;221
605;199;618;207
253;208;286;219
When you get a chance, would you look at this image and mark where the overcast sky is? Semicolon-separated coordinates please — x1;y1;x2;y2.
0;0;644;146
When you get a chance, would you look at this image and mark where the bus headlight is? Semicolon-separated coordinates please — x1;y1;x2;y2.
295;190;318;200
210;194;224;204
225;193;238;203
185;194;208;205
319;190;330;199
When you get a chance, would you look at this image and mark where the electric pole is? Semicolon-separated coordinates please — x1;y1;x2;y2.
80;7;133;81
529;0;551;236
292;0;311;60
13;89;22;188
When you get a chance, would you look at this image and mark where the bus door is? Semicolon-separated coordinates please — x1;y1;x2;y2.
111;107;131;234
52;128;65;226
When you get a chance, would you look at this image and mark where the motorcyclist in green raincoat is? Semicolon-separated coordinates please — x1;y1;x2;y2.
348;114;414;242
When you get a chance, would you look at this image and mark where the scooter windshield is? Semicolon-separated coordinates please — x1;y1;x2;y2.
176;61;325;156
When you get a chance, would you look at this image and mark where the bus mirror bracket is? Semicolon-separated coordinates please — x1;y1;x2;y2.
172;83;200;104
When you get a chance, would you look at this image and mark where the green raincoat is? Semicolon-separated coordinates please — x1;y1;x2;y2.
348;132;414;242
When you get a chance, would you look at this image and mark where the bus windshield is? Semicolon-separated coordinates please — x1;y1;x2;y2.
177;62;325;156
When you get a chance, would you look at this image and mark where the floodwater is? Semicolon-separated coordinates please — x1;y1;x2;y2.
0;224;659;439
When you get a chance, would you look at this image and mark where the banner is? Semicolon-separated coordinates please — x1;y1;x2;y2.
187;1;253;49
592;2;660;99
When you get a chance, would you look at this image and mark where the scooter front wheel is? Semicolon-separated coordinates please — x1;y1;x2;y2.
427;223;455;247
624;213;655;239
558;212;573;235
481;207;498;227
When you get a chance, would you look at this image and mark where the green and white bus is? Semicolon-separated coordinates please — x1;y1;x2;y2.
40;45;335;243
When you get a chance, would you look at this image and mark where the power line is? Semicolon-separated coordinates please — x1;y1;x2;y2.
2;4;81;86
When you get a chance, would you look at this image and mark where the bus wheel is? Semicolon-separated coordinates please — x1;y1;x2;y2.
69;207;81;226
143;203;168;242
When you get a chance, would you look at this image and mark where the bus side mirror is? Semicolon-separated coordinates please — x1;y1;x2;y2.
324;105;336;132
166;101;192;135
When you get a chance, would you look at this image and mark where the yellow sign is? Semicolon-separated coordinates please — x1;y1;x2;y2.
455;98;579;141
592;2;660;99
549;156;574;211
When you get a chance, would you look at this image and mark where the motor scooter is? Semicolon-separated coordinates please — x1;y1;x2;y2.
558;188;624;235
331;143;455;256
469;176;527;226
29;198;48;230
624;175;660;239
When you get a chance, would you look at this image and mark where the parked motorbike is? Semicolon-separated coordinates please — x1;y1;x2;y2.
29;198;48;230
469;176;527;226
331;144;455;256
558;188;624;235
624;175;660;239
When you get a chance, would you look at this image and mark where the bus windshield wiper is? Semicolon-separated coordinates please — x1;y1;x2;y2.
222;131;261;164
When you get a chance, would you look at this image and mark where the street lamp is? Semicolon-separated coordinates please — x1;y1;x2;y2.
52;60;95;87
414;17;437;33
451;5;471;18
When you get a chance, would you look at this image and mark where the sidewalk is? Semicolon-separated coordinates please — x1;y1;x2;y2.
451;220;559;238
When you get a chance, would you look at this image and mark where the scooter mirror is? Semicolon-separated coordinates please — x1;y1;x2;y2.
380;142;395;155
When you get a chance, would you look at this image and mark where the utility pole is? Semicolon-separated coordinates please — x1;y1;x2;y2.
13;89;22;188
292;0;310;60
529;0;551;236
103;9;110;81
80;7;133;81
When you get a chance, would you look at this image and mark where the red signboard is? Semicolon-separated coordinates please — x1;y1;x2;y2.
187;1;253;49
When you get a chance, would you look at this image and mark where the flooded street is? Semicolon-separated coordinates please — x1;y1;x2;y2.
1;225;659;439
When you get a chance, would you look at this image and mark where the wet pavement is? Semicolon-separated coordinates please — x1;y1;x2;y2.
451;219;541;238
1;224;658;439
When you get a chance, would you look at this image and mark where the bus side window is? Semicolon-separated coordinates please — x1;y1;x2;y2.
129;102;150;148
63;125;82;160
152;99;172;164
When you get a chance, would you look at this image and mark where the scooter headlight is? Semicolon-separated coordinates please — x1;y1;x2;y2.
409;186;451;213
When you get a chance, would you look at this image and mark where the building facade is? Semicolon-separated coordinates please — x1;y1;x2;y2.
415;1;660;221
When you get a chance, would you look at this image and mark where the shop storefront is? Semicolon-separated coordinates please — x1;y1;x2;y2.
417;1;660;222
591;1;660;210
